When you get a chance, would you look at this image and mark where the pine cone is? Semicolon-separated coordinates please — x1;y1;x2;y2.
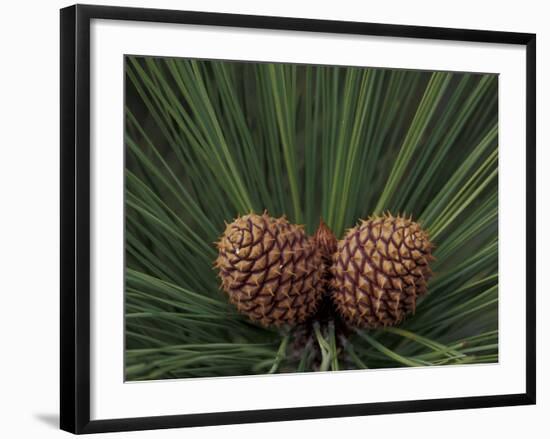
215;213;324;327
330;214;434;328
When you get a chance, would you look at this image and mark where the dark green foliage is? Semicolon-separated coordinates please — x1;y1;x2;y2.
125;56;498;380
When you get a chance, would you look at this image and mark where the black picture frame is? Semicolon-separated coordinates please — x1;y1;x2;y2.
60;4;536;434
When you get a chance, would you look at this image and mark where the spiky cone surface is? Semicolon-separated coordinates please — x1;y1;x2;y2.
215;213;325;327
330;214;434;328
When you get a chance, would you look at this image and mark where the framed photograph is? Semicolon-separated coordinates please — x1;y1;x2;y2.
60;4;536;434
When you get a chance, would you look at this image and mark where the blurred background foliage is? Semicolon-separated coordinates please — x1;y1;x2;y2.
125;56;498;380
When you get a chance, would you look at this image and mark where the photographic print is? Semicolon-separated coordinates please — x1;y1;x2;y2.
124;56;498;381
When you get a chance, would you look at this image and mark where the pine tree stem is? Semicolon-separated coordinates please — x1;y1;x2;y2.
313;322;332;372
268;334;290;374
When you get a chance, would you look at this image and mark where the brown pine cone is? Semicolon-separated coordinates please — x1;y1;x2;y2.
330;214;434;328
215;213;324;327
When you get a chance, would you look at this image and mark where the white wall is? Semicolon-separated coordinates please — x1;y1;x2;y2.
0;0;546;437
